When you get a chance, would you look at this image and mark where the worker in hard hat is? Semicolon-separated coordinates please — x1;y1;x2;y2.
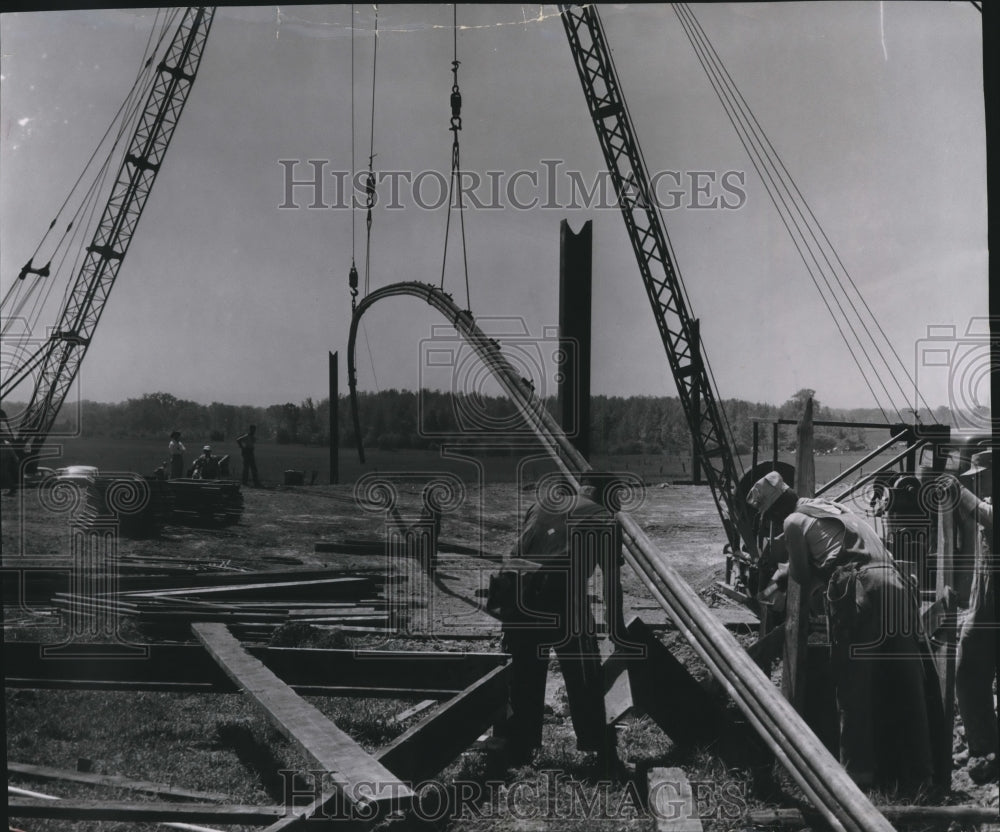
747;470;947;794
954;449;997;784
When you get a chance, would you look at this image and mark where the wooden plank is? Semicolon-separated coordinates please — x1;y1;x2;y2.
390;699;436;725
7;761;230;802
784;398;814;714
261;663;511;832
123;577;372;601
601;637;635;724
192;623;412;812
4;642;505;693
647;767;703;832
376;663;510;784
7;798;285;823
749;805;999;827
621;617;729;748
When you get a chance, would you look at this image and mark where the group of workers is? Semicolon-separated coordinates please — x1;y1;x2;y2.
166;425;261;486
491;451;996;794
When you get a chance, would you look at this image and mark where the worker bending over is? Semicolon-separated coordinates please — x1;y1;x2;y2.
748;471;947;795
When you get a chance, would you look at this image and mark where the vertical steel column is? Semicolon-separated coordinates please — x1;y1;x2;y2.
329;352;339;484
690;319;702;484
558;220;593;460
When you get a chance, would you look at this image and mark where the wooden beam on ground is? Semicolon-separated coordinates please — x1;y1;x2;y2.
602;639;635;724
620;616;732;749
192;623;412;813
123;576;372;601
376;663;509;784
749;805;999;827
784;397;815;714
7;762;230;803
646;767;703;832
3;642;504;694
263;662;510;832
7;798;286;823
746;623;785;672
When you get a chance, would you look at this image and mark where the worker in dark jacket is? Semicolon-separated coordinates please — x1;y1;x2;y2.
496;473;627;776
236;425;261;487
747;471;946;795
954;449;997;783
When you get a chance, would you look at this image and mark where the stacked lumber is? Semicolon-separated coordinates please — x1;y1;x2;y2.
165;477;244;527
48;572;395;637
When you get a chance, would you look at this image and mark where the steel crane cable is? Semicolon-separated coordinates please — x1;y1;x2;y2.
1;7;176;368
347;4;379;392
438;4;472;312
588;10;746;477
671;3;898;425
675;4;933;423
673;4;900;423
363;4;379;297
348;4;360;309
677;4;925;421
2;9;176;318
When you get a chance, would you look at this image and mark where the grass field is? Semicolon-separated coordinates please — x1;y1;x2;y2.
41;436;876;491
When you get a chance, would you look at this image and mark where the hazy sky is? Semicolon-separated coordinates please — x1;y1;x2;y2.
0;4;987;417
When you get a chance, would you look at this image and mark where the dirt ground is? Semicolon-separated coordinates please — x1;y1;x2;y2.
3;479;997;829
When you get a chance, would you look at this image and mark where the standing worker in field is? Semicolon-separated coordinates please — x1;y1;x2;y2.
168;431;185;479
747;470;947;795
493;472;628;778
954;449;997;784
236;425;261;487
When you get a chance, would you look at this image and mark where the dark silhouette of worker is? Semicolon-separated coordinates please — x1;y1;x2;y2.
495;472;628;777
168;431;185;480
954;449;997;784
191;445;221;480
236;425;261;487
747;470;947;795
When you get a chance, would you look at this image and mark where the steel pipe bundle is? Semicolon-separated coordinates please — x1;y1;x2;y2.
347;282;896;832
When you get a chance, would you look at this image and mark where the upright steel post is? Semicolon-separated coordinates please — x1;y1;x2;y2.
329;351;339;484
558;220;593;460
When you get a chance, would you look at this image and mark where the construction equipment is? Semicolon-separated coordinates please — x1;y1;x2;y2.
0;7;214;471
557;5;757;561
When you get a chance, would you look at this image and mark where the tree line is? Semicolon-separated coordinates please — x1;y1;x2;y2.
36;388;954;455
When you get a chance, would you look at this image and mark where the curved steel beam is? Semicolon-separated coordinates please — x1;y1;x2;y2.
346;281;892;832
347;281;584;473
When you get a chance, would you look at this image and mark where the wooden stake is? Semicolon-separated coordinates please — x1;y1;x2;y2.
784;397;814;713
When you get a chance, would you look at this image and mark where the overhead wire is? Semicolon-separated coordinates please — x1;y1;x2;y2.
672;3;896;424
1;10;173;326
678;4;920;418
439;4;472;311
591;10;746;476
363;4;379;297
2;7;178;400
673;3;914;424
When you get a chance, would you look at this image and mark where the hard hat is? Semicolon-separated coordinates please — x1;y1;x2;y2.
203;445;212;452
747;470;790;515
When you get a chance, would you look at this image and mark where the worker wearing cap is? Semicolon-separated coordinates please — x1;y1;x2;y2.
954;449;997;783
191;445;220;480
495;473;627;777
747;470;945;794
